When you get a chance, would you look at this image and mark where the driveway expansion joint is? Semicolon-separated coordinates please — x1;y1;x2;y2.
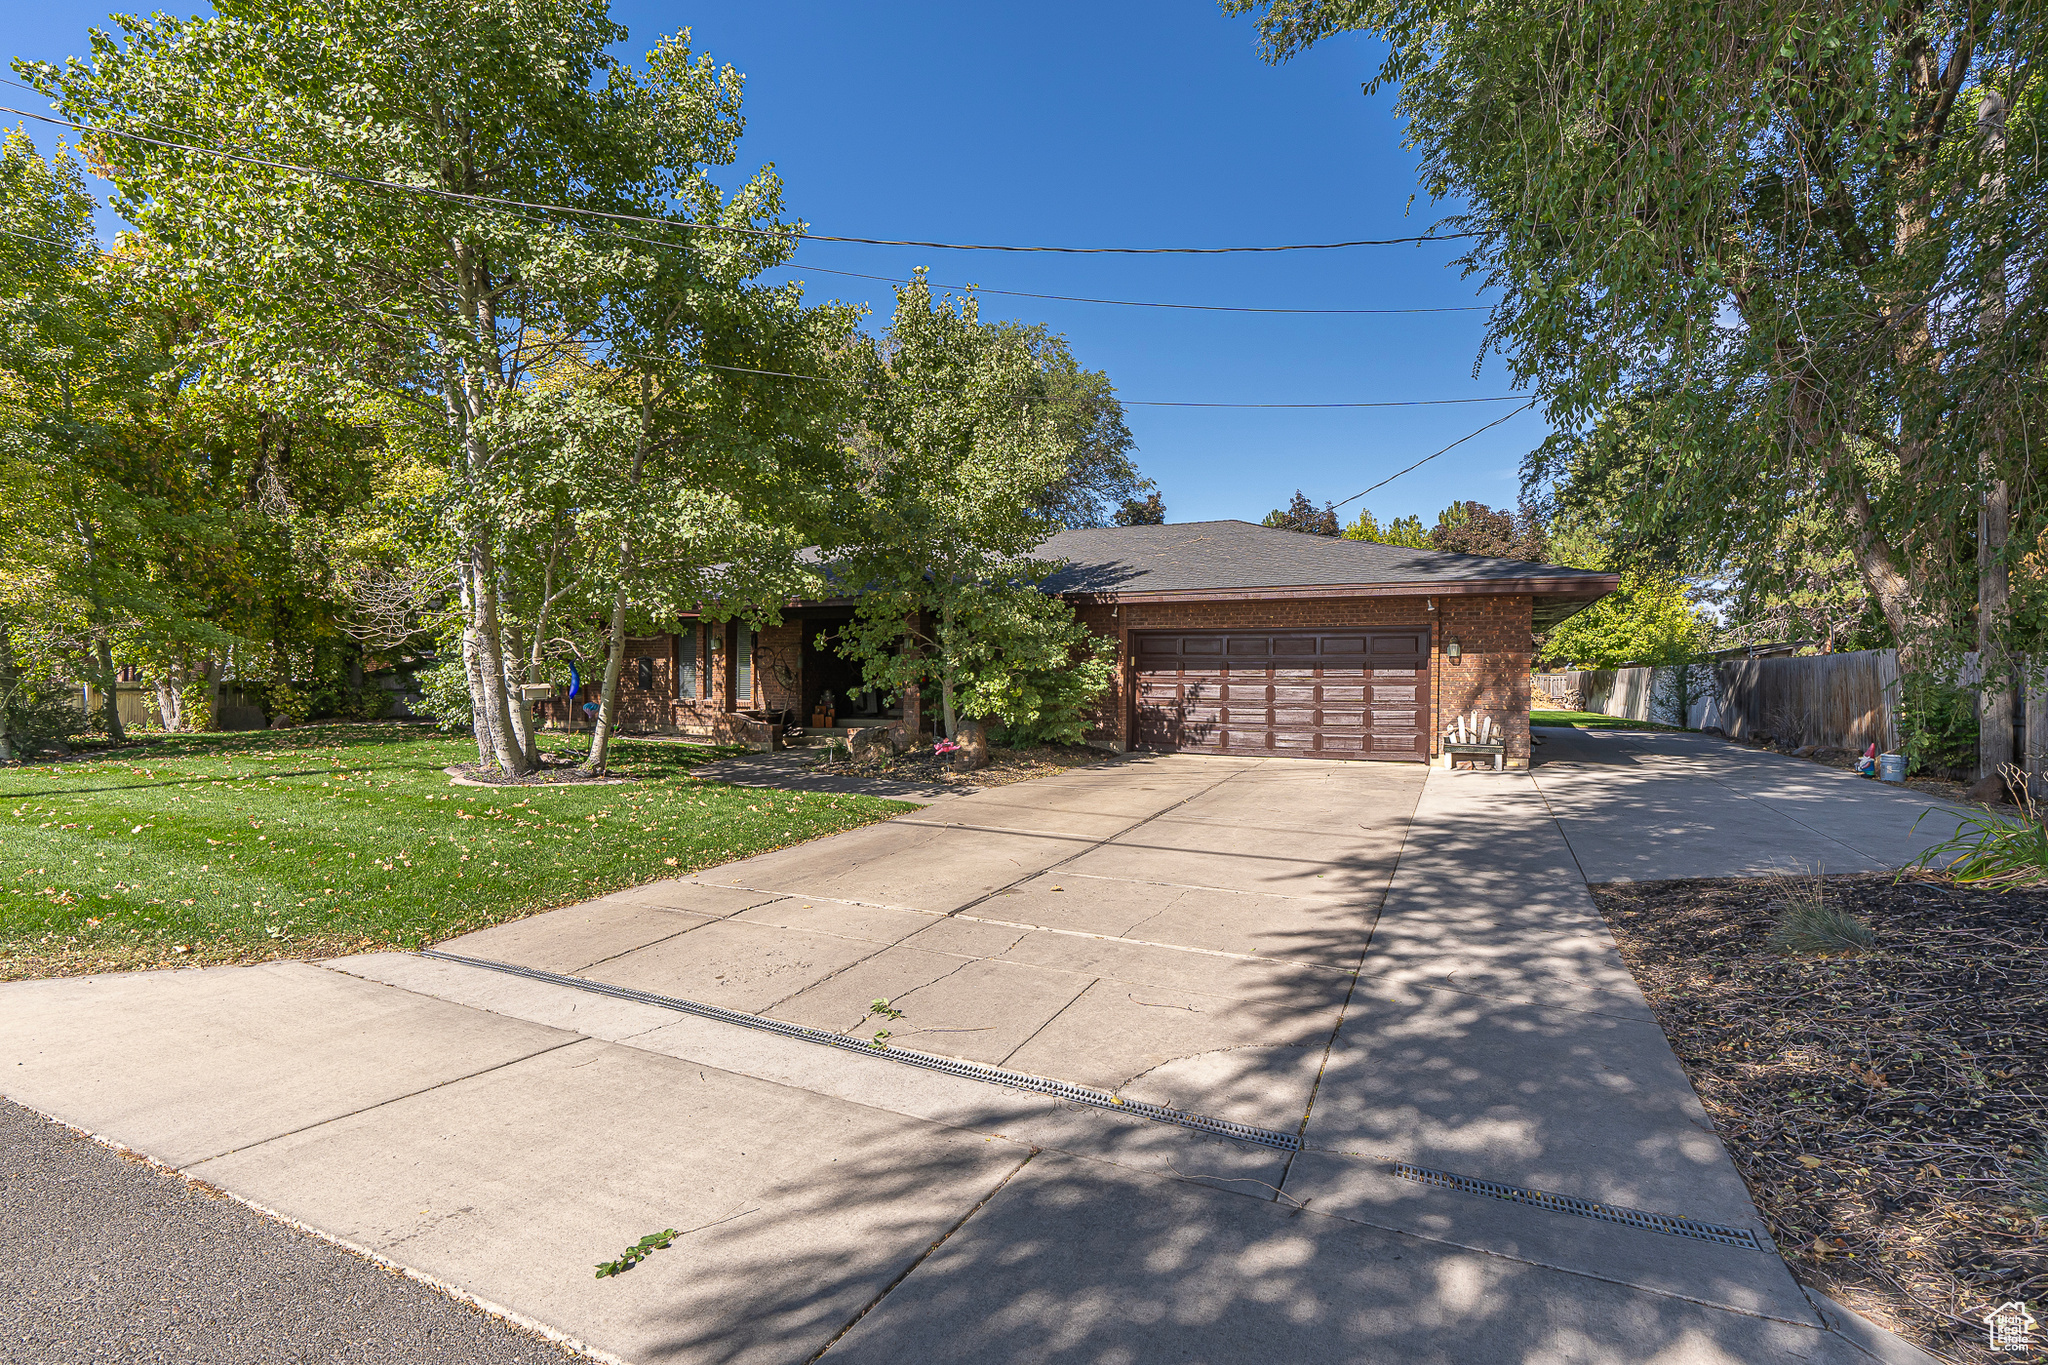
417;949;1308;1152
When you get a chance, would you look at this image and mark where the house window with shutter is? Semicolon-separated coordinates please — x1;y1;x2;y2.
736;623;754;705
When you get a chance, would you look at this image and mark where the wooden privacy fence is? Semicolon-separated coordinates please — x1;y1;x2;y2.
1712;650;1900;753
1541;650;1902;750
1530;673;1581;709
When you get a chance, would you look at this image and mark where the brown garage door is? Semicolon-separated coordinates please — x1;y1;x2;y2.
1134;629;1430;761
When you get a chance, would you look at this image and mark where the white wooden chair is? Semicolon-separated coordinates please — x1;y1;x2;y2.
1440;712;1506;770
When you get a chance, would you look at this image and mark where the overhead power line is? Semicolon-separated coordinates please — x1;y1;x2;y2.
764;260;1488;315
1329;400;1541;509
682;359;1525;409
0;102;1476;255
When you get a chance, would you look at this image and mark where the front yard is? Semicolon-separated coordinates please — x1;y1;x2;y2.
1597;873;2047;1365
2;723;912;981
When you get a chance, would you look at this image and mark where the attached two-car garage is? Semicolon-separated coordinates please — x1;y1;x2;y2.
1132;629;1431;761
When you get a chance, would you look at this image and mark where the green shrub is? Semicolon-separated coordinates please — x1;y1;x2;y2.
1899;675;1978;777
416;657;474;733
3;683;86;752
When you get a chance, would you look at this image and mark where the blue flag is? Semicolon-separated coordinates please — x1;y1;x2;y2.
568;662;581;699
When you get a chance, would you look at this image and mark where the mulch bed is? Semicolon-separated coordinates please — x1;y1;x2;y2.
1594;873;2047;1363
442;754;630;786
808;741;1116;789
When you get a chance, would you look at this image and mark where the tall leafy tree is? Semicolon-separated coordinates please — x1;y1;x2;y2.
31;5;801;775
828;275;1096;741
1428;500;1551;562
1341;507;1429;547
1224;0;2044;680
1261;490;1339;535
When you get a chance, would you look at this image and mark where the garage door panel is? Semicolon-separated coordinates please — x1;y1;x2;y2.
1135;628;1432;762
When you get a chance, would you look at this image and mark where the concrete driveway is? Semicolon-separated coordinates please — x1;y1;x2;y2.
1531;726;1973;881
0;752;1932;1364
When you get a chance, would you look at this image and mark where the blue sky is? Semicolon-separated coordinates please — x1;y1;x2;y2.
8;1;1543;527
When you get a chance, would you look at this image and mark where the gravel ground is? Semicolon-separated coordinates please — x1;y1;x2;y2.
0;1100;584;1364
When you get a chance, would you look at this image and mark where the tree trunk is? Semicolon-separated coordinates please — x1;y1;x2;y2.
1978;89;2014;781
584;585;630;775
460;569;496;765
584;374;654;776
155;663;183;732
94;635;125;743
0;615;18;761
468;545;529;776
938;598;957;739
893;613;924;749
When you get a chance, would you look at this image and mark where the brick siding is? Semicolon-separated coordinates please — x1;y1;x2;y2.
1074;592;1535;767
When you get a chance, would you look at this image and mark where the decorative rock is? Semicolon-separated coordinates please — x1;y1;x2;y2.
1793;744;1819;758
1965;773;2015;805
847;724;892;760
952;719;989;770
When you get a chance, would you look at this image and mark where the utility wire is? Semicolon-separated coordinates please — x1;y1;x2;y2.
683;358;1524;408
763;261;1486;315
0;224;83;250
0;102;1476;255
1329;400;1540;509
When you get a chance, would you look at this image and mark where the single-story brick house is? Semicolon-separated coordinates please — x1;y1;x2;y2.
552;519;1616;768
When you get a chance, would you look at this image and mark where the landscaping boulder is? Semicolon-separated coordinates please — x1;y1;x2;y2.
952;719;989;771
847;725;891;760
1966;772;2017;805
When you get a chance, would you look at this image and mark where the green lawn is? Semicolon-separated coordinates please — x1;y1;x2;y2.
1530;709;1685;731
2;722;911;980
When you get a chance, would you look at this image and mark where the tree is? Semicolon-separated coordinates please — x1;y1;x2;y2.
1261;490;1339;535
828;274;1105;741
1541;571;1710;669
1000;324;1151;529
1427;501;1550;562
1539;514;1710;668
1223;0;2044;710
33;6;801;776
1341;507;1429;547
1113;492;1168;526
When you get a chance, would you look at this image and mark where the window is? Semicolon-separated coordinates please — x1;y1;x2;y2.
635;656;654;691
735;623;754;704
677;629;698;699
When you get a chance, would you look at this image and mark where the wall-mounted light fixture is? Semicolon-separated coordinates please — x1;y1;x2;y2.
1426;596;1436;613
1445;638;1463;666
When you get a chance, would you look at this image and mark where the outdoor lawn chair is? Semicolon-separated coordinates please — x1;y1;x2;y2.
1440;712;1506;770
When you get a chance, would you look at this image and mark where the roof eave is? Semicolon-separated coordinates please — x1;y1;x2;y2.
1057;576;1619;606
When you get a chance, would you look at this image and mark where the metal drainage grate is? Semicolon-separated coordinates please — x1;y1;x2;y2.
418;950;1303;1152
1392;1164;1764;1250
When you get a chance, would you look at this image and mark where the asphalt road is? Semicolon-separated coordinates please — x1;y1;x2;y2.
0;1099;584;1364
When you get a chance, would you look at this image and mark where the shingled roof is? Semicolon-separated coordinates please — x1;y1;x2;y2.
1035;520;1616;628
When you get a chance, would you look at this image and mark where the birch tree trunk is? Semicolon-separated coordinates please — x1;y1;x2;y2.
459;567;497;766
582;374;654;776
467;545;528;775
584;585;629;775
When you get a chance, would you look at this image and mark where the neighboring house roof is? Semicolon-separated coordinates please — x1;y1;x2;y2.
1036;520;1616;628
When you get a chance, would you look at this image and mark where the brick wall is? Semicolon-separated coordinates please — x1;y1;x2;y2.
1073;592;1535;767
1436;594;1533;767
